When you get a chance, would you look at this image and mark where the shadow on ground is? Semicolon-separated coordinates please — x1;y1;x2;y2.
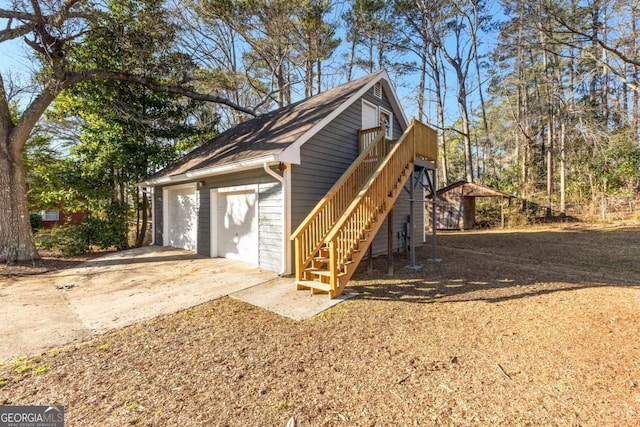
350;226;640;304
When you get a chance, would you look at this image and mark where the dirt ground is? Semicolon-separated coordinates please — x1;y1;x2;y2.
1;224;639;426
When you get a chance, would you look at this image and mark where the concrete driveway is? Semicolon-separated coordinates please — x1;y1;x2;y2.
0;247;280;362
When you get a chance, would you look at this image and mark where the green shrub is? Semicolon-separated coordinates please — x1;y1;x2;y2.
30;212;43;231
35;201;130;255
83;201;129;250
35;225;89;256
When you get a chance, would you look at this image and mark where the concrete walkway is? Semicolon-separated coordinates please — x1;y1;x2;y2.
231;277;354;321
0;247;352;362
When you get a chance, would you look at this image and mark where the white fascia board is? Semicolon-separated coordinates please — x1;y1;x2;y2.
137;154;279;187
279;71;393;160
277;146;300;164
379;71;410;129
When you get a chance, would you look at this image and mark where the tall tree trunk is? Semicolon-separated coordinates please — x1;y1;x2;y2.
473;20;491;178
601;4;610;122
633;4;639;143
316;59;321;95
276;45;286;108
431;45;449;187
0;75;59;263
0;151;39;262
230;30;243;125
418;43;427;122
442;53;474;182
544;83;554;218
559;118;566;216
438;4;477;183
516;0;527;202
305;53;313;98
557;57;569;217
589;1;599;106
377;34;384;71
539;1;554;218
347;38;356;81
135;188;140;243
135;189;148;248
460;83;474;183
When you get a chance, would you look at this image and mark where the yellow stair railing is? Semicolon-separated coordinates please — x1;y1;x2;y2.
290;128;390;283
292;118;437;298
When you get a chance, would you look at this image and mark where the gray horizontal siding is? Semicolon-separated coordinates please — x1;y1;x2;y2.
154;189;163;246
290;96;361;230
257;181;282;271
197;188;211;256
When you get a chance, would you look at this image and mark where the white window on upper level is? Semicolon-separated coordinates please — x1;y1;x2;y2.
379;108;393;139
362;100;378;129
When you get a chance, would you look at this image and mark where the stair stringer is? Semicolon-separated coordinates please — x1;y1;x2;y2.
295;159;414;298
330;160;415;297
296;120;427;298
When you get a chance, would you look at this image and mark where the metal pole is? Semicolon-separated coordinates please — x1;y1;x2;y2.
429;168;441;263
387;207;394;275
406;168;422;270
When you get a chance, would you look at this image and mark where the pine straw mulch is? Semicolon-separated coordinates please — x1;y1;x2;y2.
1;224;639;426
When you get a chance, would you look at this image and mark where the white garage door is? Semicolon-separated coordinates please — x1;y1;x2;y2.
215;189;258;265
164;185;198;251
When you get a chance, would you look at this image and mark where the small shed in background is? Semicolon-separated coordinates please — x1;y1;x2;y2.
432;181;513;230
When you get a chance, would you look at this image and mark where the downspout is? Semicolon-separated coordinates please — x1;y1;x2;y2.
263;162;287;275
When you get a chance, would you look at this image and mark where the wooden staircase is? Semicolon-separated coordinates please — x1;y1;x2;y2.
291;119;438;298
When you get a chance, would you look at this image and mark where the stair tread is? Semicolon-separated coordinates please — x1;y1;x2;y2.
312;270;332;277
305;269;347;278
297;280;332;292
304;267;328;273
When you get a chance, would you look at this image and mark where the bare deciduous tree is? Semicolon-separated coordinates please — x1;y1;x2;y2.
0;0;255;262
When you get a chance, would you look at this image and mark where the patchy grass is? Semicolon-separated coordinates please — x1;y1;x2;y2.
1;225;639;426
33;365;48;375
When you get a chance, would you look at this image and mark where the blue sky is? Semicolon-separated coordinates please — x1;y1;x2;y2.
0;0;504;132
0;0;34;75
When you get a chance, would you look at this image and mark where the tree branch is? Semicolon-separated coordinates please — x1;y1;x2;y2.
10;67;258;158
0;74;13;152
0;24;32;43
10;80;60;158
0;4;91;43
0;9;36;20
551;14;640;67
67;70;258;116
0;7;89;21
581;49;640;93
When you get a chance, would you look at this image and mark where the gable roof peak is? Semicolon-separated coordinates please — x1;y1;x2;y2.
139;70;406;186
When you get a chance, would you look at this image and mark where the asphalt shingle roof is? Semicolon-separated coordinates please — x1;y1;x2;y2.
145;71;384;183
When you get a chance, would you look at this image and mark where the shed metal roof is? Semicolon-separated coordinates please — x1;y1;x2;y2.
436;181;514;198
